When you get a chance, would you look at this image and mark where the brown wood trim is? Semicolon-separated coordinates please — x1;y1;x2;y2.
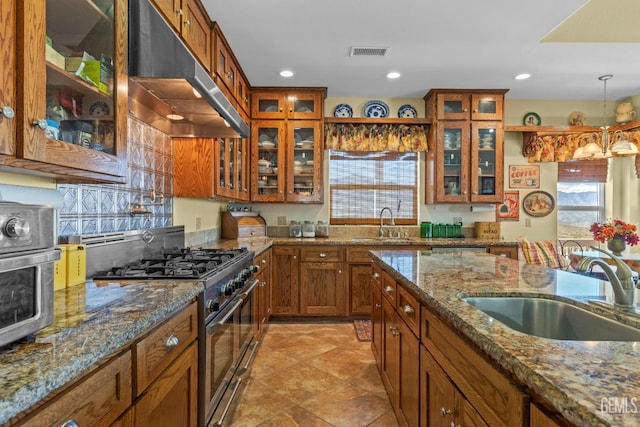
324;117;431;125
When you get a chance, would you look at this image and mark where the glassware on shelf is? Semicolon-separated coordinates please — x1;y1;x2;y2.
316;221;329;238
302;221;316;238
289;221;302;238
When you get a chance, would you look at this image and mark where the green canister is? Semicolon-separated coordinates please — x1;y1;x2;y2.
420;222;432;238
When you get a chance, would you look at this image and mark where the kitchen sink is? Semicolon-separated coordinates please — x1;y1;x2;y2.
461;295;640;341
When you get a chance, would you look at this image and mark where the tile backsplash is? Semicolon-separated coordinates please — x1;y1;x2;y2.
57;116;173;237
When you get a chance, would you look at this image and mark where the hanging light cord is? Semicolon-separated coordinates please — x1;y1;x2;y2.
599;74;613;151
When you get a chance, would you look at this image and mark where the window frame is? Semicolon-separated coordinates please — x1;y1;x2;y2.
328;150;418;226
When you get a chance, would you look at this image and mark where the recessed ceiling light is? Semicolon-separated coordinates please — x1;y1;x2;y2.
280;70;294;77
387;72;401;79
166;113;184;120
514;73;531;80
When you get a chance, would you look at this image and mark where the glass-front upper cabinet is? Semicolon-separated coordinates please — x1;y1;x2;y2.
470;122;503;203
217;137;249;201
288;121;322;203
434;93;503;121
16;0;127;181
470;94;503;121
251;90;323;120
252;121;286;202
436;122;469;203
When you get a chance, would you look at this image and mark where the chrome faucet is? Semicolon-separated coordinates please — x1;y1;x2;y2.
575;246;637;312
379;207;395;238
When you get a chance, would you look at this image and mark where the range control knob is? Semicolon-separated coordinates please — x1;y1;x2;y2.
234;278;244;290
249;265;259;273
206;299;220;312
4;217;30;238
224;281;234;295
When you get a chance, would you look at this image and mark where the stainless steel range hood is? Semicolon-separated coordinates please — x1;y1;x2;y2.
128;0;249;138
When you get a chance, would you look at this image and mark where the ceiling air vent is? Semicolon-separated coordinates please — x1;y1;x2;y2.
349;46;390;57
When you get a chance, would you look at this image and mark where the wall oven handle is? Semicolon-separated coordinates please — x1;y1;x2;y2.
205;297;244;335
235;341;260;376
210;377;242;426
238;278;259;299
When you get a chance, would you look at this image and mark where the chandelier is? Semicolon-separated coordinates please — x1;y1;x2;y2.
573;74;638;159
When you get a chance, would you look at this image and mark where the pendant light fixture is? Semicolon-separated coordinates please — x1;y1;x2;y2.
573;74;613;160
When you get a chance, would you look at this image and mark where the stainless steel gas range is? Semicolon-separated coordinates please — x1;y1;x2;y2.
67;227;260;427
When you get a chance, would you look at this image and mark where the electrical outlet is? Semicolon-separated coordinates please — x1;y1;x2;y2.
277;216;287;225
525;218;531;227
453;216;462;224
195;217;202;230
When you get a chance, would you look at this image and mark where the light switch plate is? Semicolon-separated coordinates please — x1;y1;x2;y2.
277;216;287;225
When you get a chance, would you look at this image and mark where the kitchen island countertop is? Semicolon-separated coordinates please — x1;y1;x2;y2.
371;249;640;427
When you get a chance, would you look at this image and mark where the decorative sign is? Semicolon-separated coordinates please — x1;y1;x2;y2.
509;165;540;188
496;191;519;221
523;191;555;217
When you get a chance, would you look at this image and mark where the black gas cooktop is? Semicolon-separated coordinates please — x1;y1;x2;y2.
92;247;250;280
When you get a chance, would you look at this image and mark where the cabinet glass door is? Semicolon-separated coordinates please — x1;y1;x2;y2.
471;122;503;203
252;122;285;202
252;93;286;119
438;122;468;202
437;94;469;120
45;0;117;154
236;138;249;201
216;138;232;198
288;93;322;120
471;94;503;121
289;121;322;202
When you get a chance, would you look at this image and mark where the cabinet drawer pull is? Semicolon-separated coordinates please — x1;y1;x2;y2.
32;119;47;130
184;19;191;26
338;270;342;274
261;259;267;264
403;304;415;315
60;420;79;427
176;8;183;15
375;304;382;308
384;285;393;294
373;272;380;279
319;253;326;258
165;334;180;347
440;407;453;416
293;255;297;260
1;106;14;119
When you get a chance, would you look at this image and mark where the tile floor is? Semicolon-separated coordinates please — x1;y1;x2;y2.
226;320;399;427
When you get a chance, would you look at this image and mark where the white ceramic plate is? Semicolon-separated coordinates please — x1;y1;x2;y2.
363;100;389;118
397;104;417;118
333;104;353;118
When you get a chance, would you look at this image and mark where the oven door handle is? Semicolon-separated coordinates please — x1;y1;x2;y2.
0;248;60;270
238;278;259;299
205;297;244;335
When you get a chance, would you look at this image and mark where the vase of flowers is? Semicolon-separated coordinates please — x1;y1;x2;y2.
590;219;639;256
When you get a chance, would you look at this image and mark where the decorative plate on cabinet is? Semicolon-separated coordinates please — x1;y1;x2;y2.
333;104;353;117
523;112;541;126
363;100;389;118
397;104;417;118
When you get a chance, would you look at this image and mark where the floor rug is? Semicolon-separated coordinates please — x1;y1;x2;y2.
353;319;372;342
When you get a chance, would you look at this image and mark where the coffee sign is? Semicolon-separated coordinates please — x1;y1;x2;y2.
509;165;539;188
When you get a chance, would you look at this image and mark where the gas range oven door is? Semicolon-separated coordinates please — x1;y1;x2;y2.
204;278;259;426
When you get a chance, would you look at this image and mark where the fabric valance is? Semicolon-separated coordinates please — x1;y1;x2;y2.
522;129;640;163
324;123;428;152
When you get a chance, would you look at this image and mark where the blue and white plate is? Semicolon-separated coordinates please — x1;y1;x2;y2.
398;104;417;118
333;104;353;118
363;100;389;118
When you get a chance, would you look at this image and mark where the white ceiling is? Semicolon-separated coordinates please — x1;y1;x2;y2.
203;0;640;101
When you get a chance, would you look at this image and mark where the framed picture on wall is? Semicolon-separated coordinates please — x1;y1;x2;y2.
496;191;519;221
509;165;540;188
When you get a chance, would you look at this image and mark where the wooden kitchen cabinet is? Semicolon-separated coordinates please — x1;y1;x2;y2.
150;0;211;71
251;119;323;203
251;89;324;120
16;350;132;426
487;245;518;260
424;89;507;204
420;304;527;426
251;87;326;203
371;263;383;366
173;136;249;201
8;0;128;183
380;289;419;427
0;0;16;156
271;246;300;315
299;246;346;315
134;342;198;426
212;23;250;115
255;248;272;336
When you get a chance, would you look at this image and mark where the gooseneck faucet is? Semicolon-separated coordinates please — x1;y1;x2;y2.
575;246;637;312
379;207;395;238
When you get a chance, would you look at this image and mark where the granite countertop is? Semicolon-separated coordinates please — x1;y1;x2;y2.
0;279;203;424
263;236;516;247
371;249;640;427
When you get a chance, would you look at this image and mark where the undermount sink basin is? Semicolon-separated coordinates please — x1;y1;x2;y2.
461;296;640;341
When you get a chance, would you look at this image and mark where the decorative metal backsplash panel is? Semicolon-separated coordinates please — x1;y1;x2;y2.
58;117;173;237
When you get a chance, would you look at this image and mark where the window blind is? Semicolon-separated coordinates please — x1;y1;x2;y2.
329;151;418;225
557;159;608;182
